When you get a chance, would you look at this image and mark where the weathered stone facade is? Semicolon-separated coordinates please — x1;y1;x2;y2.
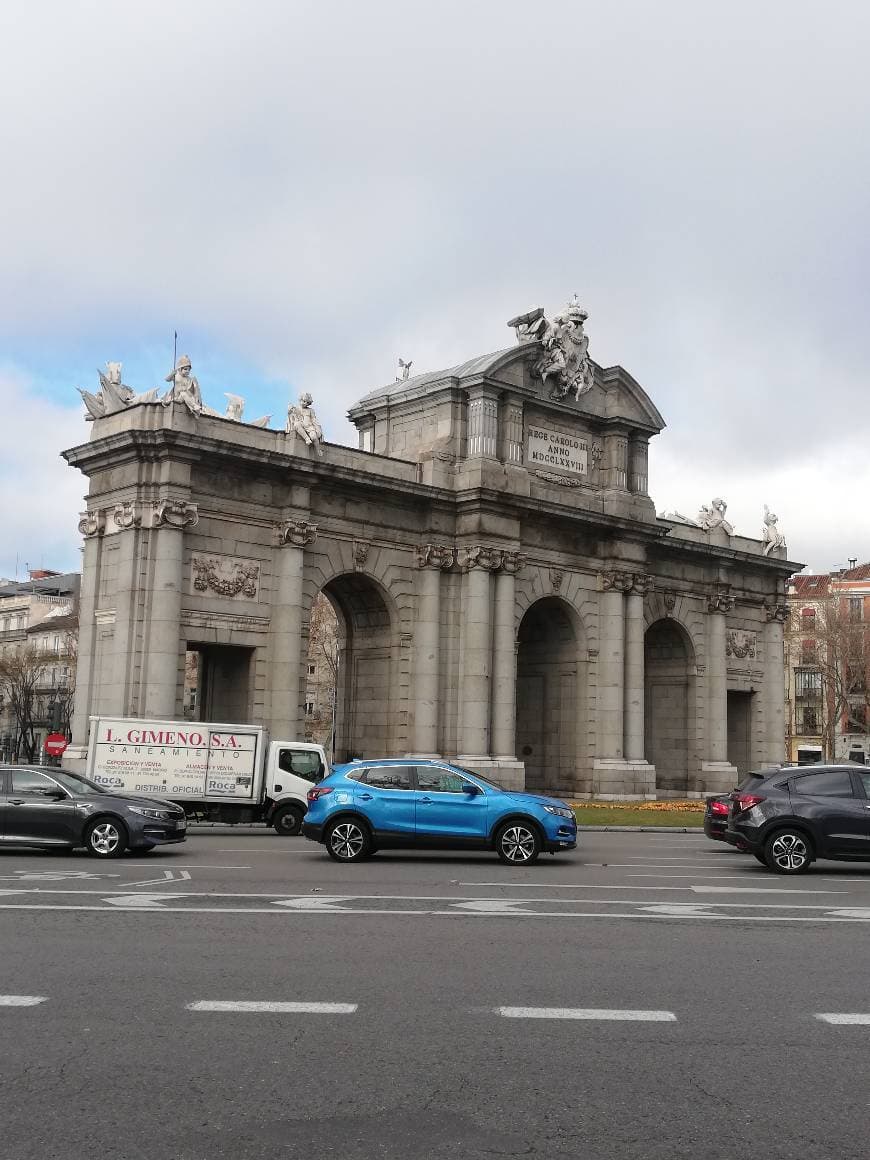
62;309;799;797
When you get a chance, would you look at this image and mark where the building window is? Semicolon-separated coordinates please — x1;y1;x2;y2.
798;706;818;733
795;670;822;696
800;639;817;665
801;607;816;629
304;701;315;717
849;597;863;622
307;664;316;676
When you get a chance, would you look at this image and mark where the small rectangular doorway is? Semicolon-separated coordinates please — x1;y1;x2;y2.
727;690;753;775
184;645;253;723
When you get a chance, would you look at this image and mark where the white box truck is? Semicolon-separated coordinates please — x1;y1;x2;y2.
84;715;329;836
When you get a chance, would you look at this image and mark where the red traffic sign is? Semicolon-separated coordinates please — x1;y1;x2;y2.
44;733;69;757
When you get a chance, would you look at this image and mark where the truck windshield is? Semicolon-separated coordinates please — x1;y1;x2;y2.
51;771;109;796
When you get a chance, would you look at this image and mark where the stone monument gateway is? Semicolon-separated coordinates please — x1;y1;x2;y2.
63;304;799;797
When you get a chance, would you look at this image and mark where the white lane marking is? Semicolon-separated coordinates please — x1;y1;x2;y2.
642;904;716;916
815;1013;870;1025
498;1007;676;1021
215;849;314;854
124;870;192;888
452;899;532;913
826;909;870;918
187;1001;356;1014
123;864;250;869
0;995;47;1006
272;897;355;911
461;882;691;891
628;874;776;880
0;870;120;881
103;894;172;909
692;885;846;895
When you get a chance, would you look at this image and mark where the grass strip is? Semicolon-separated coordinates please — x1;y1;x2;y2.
572;803;705;828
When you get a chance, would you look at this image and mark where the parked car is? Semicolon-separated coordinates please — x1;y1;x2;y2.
727;763;870;874
0;765;187;857
302;759;578;865
703;794;731;841
704;793;748;850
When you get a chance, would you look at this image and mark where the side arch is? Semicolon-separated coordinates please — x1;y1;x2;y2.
644;616;698;794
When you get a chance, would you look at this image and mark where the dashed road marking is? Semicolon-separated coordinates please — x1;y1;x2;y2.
0;995;47;1006
186;1001;357;1014
498;1007;676;1021
815;1013;870;1025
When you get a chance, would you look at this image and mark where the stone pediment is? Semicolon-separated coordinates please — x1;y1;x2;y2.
349;344;664;435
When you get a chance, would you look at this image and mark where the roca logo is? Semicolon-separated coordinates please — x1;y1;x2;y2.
94;775;123;787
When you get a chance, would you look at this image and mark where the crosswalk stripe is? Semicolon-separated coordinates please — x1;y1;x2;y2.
497;1007;676;1021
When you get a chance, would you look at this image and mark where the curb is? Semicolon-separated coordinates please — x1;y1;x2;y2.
576;825;702;833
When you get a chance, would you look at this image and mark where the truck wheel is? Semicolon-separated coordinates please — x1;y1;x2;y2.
84;818;128;858
272;804;304;837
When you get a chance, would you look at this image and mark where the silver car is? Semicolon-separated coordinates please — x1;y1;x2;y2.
0;765;187;857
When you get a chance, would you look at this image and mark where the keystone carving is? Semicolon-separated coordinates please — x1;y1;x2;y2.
113;501;141;530
192;555;260;599
663;590;677;615
78;509;106;538
152;499;198;530
416;544;456;570
765;601;789;623
550;568;564;593
276;519;318;547
353;540;371;569
707;590;736;614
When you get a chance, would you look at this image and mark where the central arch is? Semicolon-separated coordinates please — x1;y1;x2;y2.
515;596;581;795
319;572;398;762
644;618;696;794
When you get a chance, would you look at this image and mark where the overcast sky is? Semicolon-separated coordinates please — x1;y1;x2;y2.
1;0;868;580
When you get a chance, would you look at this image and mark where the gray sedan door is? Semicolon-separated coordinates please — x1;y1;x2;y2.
5;769;79;845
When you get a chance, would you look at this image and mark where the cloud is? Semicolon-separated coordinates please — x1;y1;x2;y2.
0;0;868;574
0;369;88;578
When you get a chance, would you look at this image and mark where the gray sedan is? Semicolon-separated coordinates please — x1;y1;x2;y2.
0;765;187;857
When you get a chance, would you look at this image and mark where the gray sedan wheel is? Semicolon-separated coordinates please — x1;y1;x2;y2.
325;819;371;863
495;821;541;866
764;828;812;874
85;818;128;859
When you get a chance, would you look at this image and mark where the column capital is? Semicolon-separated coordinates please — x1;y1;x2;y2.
459;545;505;572
276;518;317;547
502;551;526;574
78;509;106;538
707;589;735;614
416;543;456;570
599;569;634;593
631;573;653;596
765;601;789;623
113;501;142;530
152;499;198;530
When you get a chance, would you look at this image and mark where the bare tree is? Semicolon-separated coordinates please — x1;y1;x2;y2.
0;644;51;761
306;593;340;750
789;594;870;760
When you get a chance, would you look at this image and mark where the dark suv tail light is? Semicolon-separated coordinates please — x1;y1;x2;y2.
731;792;765;813
710;800;729;817
307;786;334;803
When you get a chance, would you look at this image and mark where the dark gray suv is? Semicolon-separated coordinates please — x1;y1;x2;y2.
0;766;187;857
727;764;870;874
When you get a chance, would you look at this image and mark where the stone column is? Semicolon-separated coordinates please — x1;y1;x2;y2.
763;602;789;767
597;570;632;759
106;502;142;715
624;575;649;761
466;386;499;458
412;544;453;755
142;500;198;718
457;546;501;758
492;552;524;758
700;589;740;791
67;509;106;765
502;395;524;466
271;519;317;741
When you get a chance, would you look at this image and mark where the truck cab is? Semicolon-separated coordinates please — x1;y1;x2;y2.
266;741;330;835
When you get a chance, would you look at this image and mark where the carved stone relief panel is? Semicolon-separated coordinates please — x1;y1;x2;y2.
190;554;261;600
726;629;757;660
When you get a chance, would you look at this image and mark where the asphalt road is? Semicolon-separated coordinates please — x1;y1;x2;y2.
2;829;870;1159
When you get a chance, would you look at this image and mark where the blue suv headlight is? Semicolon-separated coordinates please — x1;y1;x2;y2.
543;805;575;820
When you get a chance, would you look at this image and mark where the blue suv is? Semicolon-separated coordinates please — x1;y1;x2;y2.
302;759;577;865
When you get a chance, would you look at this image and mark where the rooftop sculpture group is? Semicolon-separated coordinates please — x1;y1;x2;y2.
508;294;595;402
660;499;787;556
